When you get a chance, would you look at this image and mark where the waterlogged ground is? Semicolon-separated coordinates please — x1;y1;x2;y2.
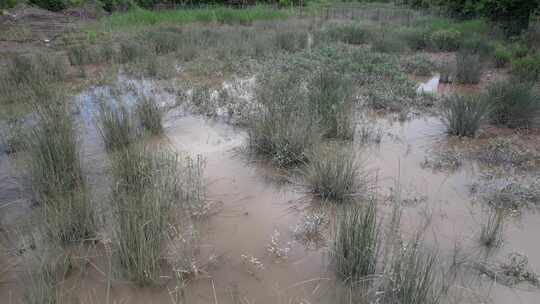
1;73;540;303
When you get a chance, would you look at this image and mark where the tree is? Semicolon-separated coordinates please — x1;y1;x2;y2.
483;0;540;36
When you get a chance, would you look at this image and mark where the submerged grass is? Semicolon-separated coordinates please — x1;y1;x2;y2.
441;94;490;137
479;208;504;249
111;144;179;285
332;200;380;283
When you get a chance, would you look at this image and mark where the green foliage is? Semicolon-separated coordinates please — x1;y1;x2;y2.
511;55;540;82
485;80;540;128
494;45;511;68
441;94;491;137
332;200;380;283
29;0;67;11
274;29;308;52
455;51;482;84
302;147;362;203
0;0;19;9
397;26;431;50
460;34;494;58
430;29;461;51
105;6;288;29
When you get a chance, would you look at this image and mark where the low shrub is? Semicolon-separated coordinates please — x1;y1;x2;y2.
494;45;511;68
455;51;482;84
511;55;540;82
398;26;431;51
145;28;182;54
430;29;461;51
118;40;148;64
485;81;540;128
441;94;491;137
460;34;495;59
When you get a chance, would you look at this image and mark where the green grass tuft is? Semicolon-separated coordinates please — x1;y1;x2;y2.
441;94;490;137
485;80;540;128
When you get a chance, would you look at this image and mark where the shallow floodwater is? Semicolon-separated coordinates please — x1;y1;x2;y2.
1;76;540;303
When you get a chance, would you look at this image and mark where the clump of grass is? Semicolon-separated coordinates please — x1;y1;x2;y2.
302;147;362;203
96;99;135;151
24;245;71;304
381;238;442;304
145;27;182;54
29;103;96;243
307;70;355;140
441;94;490;137
247;71;318;167
118;40;148;63
479;208;504;249
136;96;163;135
455;51;482;84
484;80;539;128
332;200;380;283
111;144;179;285
1;118;27;154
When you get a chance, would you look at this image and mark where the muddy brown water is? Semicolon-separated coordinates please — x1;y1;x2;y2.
1;75;539;303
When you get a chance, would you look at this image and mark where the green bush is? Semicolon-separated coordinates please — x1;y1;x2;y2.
29;0;67;11
455;51;482;84
511;55;540;82
398;26;431;50
494;45;511;68
485;80;540;128
461;34;494;58
430;29;461;51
